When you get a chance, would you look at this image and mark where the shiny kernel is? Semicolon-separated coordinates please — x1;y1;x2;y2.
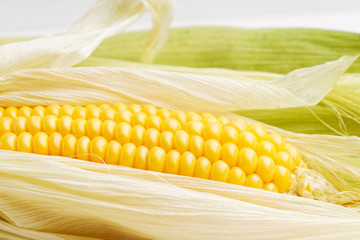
0;132;17;150
156;108;171;120
99;104;111;110
128;104;142;113
101;108;117;121
159;131;174;152
89;136;108;163
17;132;32;153
201;113;215;120
13;117;27;135
276;151;294;171
229;167;246;185
282;143;302;167
142;105;158;116
27;116;43;135
221;126;239;144
174;130;189;153
194;157;211;179
119;143;136;167
161;118;181;133
57;116;72;135
239;131;258;149
204;139;221;163
247;123;267;140
273;165;291;193
164;150;181;174
18;106;32;118
185;121;204;136
144;128;160;149
105;140;121;165
221;143;239;167
0;117;13;135
59;105;75;117
257;141;277;160
85;104;97;110
131;112;147;127
232;118;247;126
114;122;132;145
76;136;90;160
171;110;186;125
245;173;264;189
49;132;62;156
87;107;102;119
203;123;222;141
72;118;87;138
0;107;4;118
189;135;204;158
102;120;116;141
145;115;162;130
42;115;58;135
33;132;49;155
256;156;276;183
131;125;145;146
202;116;218;125
134;146;149;170
115;109;133;123
87;118;102;139
4;106;18;118
210;160;230;182
266;133;284;150
31;106;45;117
62;134;77;158
179;151;196;177
73;106;87;119
186;112;201;122
112;102;127;111
217;117;229;125
238;148;258;174
227;120;247;132
147;147;166;172
263;182;279;193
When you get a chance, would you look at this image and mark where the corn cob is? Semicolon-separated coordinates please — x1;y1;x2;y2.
0;103;308;194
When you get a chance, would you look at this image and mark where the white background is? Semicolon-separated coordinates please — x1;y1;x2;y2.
0;0;359;36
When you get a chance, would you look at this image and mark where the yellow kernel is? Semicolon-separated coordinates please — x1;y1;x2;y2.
27;116;42;135
179;151;196;177
59;105;75;117
31;106;45;117
49;132;62;156
204;139;221;163
76;136;91;160
87;107;102;119
189;135;204;158
233;118;247;126
115;109;133;123
245;173;264;189
221;143;239;167
128;104;142;113
0;107;4;118
62;134;77;158
134;145;148;170
263;182;279;193
217;117;229;125
221;126;239;145
4;106;18;118
99;104;111;110
201;113;215;120
112;102;127;111
203;123;222;141
45;104;60;117
237;148;258;174
171;110;186;125
85;104;97;110
145;115;162;130
33;132;49;155
194;157;211;179
226;120;246;132
42;115;58;135
119;143;136;167
17;132;32;153
174;130;189;153
282;143;302;167
239;131;258;149
101;108;117;121
164;150;181;174
276;151;294;172
186;112;201;122
161;118;181;133
131;112;147;127
144;128;160;149
229;166;246;185
257;141;277;160
115;122;132;145
13;116;27;135
266;133;284;150
72;118;87;138
247;123;267;140
87;118;102;139
202;116;218;125
147;147;166;172
18;106;32;118
72;106;87;119
0;117;13;135
102;120;116;141
105;140;121;165
210;160;230;183
89;136;108;163
0;132;17;151
273;165;291;193
156;108;171;120
57;116;72;136
256;156;276;183
142;105;158;116
131;125;145;146
159;131;174;152
185;121;204;136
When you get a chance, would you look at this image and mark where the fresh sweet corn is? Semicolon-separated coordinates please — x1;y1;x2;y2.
0;103;309;194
